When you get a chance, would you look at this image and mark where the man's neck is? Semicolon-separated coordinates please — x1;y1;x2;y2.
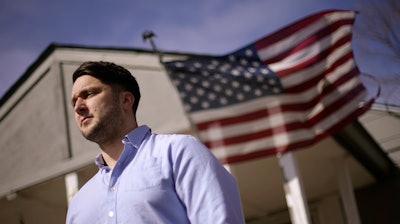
99;140;124;169
98;123;138;169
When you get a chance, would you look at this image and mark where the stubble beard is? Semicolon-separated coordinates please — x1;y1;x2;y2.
81;100;123;144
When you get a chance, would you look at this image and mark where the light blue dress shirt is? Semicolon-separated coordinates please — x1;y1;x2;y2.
66;125;244;224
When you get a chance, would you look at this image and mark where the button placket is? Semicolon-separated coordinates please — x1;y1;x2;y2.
106;181;118;224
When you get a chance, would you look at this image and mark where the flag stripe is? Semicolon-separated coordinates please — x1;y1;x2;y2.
269;39;352;83
200;82;366;148
208;92;371;161
272;33;352;79
196;75;364;142
217;97;375;164
283;51;354;93
275;34;351;76
255;10;355;62
260;19;353;66
195;63;361;131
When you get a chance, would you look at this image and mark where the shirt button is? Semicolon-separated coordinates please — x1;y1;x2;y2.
109;211;114;217
111;187;116;192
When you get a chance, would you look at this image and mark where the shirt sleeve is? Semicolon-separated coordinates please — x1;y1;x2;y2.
170;135;245;224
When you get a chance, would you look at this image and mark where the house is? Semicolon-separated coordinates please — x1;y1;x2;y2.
0;43;399;223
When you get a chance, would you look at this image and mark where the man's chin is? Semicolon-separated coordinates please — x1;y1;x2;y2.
81;129;97;142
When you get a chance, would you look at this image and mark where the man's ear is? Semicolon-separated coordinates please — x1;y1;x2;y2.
121;91;135;111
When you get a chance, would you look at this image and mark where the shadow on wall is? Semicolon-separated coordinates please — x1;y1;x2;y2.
356;171;400;224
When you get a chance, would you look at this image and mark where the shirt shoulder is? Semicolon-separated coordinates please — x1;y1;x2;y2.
149;133;213;157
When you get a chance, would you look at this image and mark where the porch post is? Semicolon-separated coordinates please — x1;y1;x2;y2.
337;156;361;224
278;151;311;224
65;172;79;205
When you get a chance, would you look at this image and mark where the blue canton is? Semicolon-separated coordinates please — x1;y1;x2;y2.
165;44;284;112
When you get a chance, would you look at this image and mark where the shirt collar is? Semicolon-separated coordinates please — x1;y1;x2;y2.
123;125;151;149
94;125;151;170
95;154;109;171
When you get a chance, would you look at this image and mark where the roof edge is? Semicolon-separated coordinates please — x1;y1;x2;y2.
333;120;398;180
0;44;57;107
0;43;214;107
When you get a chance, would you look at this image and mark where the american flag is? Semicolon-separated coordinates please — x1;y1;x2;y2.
164;10;374;164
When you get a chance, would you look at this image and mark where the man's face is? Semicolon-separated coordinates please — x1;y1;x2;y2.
71;75;123;143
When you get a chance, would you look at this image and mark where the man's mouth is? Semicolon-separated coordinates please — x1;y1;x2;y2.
81;117;92;126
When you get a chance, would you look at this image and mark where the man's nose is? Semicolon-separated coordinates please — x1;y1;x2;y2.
74;98;87;114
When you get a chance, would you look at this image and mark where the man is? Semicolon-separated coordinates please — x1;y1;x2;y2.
66;61;244;223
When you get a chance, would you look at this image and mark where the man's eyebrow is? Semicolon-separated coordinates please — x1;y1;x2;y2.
71;86;102;106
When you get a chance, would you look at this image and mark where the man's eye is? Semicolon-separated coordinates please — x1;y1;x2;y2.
85;92;94;98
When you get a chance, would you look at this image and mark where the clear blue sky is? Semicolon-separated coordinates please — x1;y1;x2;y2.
1;0;398;106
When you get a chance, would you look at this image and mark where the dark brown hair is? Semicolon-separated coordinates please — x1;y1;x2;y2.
72;61;141;114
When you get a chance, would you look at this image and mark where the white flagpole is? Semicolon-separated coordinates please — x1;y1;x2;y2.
278;151;311;224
